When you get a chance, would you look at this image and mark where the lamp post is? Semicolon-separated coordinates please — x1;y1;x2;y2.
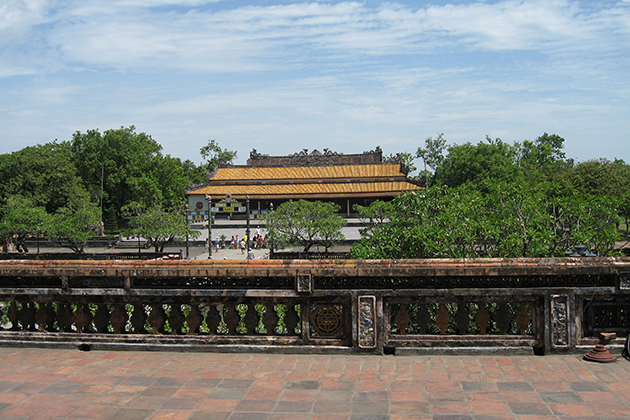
184;204;189;259
245;195;251;249
205;194;212;258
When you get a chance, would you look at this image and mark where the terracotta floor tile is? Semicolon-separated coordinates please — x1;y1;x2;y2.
68;405;117;419
234;399;275;412
429;401;469;414
390;391;427;402
354;381;388;392
469;401;512;415
197;399;239;411
465;391;502;403
550;403;595;416
312;400;351;413
146;410;192;420
389;401;430;414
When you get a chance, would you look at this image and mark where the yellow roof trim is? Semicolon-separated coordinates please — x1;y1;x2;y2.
210;164;405;181
187;181;422;198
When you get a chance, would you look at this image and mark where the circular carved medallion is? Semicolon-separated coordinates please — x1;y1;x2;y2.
313;306;342;335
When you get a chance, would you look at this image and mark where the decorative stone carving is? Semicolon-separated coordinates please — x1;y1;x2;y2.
110;304;127;334
168;304;184;335
395;304;410;335
236;304;248;334
475;304;490;335
216;304;228;335
147;304;165;335
436;303;450;335
274;304;288;335
293;304;302;335
185;304;202;335
254;304;267;334
515;304;530;335
296;274;312;293
551;295;569;348
311;304;343;337
358;296;376;348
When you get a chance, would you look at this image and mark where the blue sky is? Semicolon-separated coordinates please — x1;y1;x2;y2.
1;0;629;168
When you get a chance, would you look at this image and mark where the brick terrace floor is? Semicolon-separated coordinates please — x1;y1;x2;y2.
0;347;629;419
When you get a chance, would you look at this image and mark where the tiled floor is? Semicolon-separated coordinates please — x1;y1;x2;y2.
0;347;629;419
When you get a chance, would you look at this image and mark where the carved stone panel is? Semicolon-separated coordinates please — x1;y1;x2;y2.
551;295;569;348
296;274;312;293
358;296;376;348
310;303;344;338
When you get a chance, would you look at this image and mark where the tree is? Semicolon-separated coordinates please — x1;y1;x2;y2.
47;198;102;253
416;133;447;187
558;158;630;231
70;126;190;231
0;142;89;213
435;136;523;190
384;152;417;176
517;133;573;183
266;200;346;252
350;183;621;259
0;196;49;253
123;205;199;253
200;139;238;173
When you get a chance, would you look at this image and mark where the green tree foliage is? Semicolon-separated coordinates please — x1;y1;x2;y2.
558;158;630;232
436;136;523;189
384;152;417;176
0;196;49;253
350;183;620;259
70;126;190;230
47;198;103;253
266;200;346;252
123;205;199;253
0;142;89;213
200;139;238;173
416;133;447;187
416;133;573;190
517;133;573;183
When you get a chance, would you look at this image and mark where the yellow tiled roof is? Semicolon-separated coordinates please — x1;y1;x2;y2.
187;181;422;199
210;164;405;181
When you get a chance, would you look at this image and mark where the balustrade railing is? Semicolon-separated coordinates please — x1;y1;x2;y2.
0;257;628;354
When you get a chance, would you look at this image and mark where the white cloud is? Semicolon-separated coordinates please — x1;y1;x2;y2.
0;0;50;44
3;0;622;73
1;1;629;164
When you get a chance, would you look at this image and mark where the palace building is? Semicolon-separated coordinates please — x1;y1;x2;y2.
185;147;423;222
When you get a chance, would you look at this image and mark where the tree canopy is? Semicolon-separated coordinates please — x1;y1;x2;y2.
70;126;193;232
123;205;200;253
266;200;346;252
0;141;89;213
351;183;621;259
47;197;103;253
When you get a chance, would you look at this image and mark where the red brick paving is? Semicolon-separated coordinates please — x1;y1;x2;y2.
0;348;629;419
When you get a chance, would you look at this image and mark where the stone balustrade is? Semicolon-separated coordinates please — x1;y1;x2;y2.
0;257;628;354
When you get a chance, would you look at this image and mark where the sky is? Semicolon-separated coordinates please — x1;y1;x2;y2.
1;0;629;169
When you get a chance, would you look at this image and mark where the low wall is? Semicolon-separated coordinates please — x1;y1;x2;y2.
0;257;628;355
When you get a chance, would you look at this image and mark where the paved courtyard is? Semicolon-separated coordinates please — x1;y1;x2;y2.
0;347;628;420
